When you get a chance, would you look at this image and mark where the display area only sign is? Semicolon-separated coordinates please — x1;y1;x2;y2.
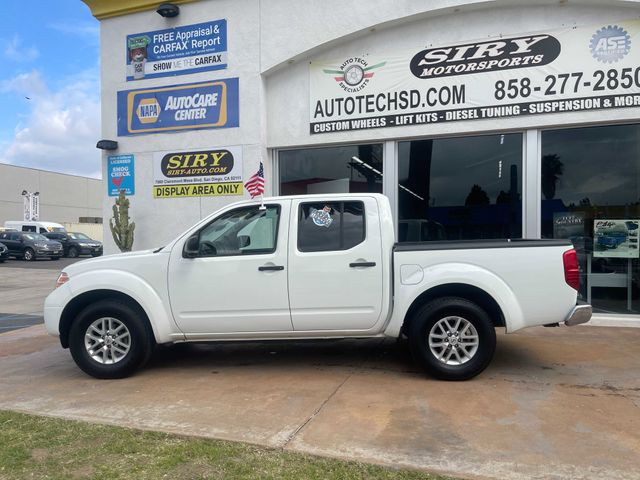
126;20;227;81
107;154;135;196
117;78;239;136
152;146;243;198
310;20;640;134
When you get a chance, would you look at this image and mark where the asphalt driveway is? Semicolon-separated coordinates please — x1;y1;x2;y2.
0;263;639;479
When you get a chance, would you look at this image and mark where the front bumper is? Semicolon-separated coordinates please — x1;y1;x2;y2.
36;249;63;257
565;303;592;326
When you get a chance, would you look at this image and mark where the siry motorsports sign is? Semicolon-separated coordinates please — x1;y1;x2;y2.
117;78;239;136
152;146;243;198
310;20;640;134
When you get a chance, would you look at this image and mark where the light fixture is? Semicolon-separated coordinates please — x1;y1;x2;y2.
350;156;425;201
157;3;180;17
96;140;118;150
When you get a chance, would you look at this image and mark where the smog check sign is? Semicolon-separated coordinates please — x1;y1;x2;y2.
117;78;239;136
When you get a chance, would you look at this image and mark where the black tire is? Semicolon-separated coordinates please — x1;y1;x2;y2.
407;297;496;381
68;246;79;258
68;300;154;379
23;248;35;261
91;253;102;257
51;257;60;261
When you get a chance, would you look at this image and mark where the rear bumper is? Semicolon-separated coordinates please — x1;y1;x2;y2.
564;303;592;326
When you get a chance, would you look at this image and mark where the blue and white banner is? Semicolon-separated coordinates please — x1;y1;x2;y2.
107;155;135;196
117;78;239;136
126;20;227;81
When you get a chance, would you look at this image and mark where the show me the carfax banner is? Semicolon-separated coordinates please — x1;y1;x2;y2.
152;146;243;198
117;78;239;136
126;20;227;81
310;20;640;134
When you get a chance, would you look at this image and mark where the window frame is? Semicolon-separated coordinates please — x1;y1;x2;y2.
297;200;366;253
191;204;282;258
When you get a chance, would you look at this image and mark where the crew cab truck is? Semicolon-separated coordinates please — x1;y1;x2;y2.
44;194;591;380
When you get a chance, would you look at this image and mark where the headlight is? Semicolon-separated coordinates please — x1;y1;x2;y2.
78;243;89;246
35;243;47;248
56;272;69;289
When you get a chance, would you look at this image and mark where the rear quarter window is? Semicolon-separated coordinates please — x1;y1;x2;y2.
298;201;365;252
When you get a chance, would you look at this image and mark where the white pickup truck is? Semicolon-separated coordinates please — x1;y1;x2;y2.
45;193;591;380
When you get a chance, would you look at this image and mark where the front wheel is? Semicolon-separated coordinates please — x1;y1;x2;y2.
69;300;153;379
67;246;79;258
23;248;35;261
407;297;496;381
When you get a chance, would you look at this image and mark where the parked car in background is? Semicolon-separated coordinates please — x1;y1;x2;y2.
43;232;103;258
0;231;63;261
4;220;66;234
0;242;8;262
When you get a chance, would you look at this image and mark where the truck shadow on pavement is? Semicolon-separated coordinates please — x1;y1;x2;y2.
142;334;545;380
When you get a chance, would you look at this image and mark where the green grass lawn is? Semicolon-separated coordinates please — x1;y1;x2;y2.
0;410;458;480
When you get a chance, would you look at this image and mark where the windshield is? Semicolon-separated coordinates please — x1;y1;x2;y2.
24;233;48;241
69;232;91;240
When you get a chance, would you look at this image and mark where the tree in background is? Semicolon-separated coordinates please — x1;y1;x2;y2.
542;154;565;200
465;184;490;206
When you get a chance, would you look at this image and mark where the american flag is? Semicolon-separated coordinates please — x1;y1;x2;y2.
245;162;265;198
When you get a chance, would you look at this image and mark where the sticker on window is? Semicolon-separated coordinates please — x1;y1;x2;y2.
310;206;333;228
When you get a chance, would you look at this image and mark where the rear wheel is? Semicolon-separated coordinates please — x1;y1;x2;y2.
69;300;153;379
23;248;35;261
407;297;496;381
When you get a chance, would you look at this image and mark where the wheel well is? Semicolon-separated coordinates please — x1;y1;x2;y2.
401;283;505;334
59;290;152;348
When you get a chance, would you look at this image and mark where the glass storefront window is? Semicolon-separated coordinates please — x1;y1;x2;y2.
542;123;640;314
398;134;523;242
279;144;383;195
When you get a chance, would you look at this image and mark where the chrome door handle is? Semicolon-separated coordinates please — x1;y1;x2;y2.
349;262;376;268
258;265;284;271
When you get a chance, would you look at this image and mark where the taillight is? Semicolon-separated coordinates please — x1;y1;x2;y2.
563;249;580;291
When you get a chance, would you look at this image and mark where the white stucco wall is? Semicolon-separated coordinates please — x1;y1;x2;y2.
98;0;640;253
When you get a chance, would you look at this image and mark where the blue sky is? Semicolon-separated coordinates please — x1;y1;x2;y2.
0;0;101;178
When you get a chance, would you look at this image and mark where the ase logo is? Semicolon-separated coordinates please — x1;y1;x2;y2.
136;98;161;124
322;57;386;93
590;25;631;63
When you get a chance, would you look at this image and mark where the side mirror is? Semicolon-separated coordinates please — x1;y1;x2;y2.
183;234;200;258
238;235;251;249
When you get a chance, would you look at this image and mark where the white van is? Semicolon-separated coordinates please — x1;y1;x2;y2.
4;221;67;234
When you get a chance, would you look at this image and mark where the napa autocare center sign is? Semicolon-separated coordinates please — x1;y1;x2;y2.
107;155;135;196
152;146;243;198
117;78;239;136
310;20;640;133
126;20;227;81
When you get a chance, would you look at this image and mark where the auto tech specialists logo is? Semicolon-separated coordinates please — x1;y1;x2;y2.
322;57;386;93
590;25;631;63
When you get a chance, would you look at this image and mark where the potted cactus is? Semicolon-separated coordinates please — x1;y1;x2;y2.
109;190;135;252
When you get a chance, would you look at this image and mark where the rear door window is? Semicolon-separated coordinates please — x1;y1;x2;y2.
297;201;365;252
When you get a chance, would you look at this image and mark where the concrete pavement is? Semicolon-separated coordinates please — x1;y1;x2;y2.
0;324;639;480
1;262;639;479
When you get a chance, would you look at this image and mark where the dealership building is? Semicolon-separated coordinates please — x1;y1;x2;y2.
83;0;640;322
